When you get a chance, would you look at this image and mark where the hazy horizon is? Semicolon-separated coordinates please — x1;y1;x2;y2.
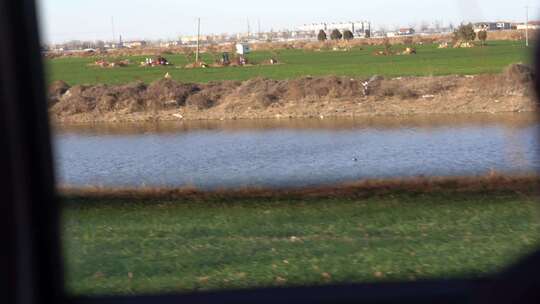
38;0;540;44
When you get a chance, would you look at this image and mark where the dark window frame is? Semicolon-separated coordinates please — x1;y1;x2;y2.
2;1;540;303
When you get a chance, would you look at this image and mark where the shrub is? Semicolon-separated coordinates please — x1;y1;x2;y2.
343;30;354;40
317;30;327;41
376;81;418;99
186;93;215;110
330;29;343;40
454;23;476;42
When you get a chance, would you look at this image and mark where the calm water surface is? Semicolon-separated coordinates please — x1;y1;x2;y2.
53;114;540;189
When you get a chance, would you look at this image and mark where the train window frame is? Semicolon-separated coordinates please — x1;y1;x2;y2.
2;0;540;303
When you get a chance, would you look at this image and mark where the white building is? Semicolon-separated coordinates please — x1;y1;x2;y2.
297;21;371;37
180;35;210;44
235;43;250;55
474;22;513;32
516;21;540;30
124;41;147;48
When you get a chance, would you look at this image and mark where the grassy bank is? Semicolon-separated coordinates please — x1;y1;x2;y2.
64;189;540;295
48;41;530;85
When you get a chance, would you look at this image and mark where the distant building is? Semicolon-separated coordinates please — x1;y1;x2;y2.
104;43;123;49
297;21;371;38
181;35;209;44
474;22;512;32
396;28;415;36
516;21;540;30
235;43;250;55
474;22;497;32
159;41;180;48
496;22;513;30
124;41;147;48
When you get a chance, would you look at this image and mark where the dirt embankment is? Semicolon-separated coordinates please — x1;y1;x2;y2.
49;64;538;123
60;174;540;200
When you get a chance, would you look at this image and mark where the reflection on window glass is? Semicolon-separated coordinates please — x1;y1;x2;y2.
40;0;540;295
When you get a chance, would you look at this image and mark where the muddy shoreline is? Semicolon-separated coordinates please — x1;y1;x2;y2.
59;174;540;200
49;64;538;124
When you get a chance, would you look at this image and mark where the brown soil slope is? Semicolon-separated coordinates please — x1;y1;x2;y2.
49;64;538;123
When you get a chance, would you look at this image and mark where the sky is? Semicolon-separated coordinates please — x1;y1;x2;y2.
37;0;540;44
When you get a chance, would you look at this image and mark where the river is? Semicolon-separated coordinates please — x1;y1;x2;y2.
53;114;540;189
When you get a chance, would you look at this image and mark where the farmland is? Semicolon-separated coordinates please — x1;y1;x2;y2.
63;189;540;295
47;41;531;86
57;39;540;296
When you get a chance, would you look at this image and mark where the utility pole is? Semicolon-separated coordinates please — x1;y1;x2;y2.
195;18;200;63
247;18;251;40
111;17;116;43
258;19;261;39
526;5;530;47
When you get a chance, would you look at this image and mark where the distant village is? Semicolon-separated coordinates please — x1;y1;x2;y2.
44;20;540;52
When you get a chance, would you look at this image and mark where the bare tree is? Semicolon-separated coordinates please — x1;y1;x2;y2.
434;20;442;32
477;30;488;46
420;21;430;33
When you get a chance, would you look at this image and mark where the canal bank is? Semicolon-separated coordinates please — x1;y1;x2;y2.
49;64;537;124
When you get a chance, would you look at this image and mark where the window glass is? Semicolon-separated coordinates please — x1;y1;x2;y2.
39;0;540;295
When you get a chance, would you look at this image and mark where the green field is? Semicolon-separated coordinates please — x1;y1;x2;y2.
48;41;531;86
64;191;540;295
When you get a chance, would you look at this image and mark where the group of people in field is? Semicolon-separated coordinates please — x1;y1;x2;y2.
141;56;171;67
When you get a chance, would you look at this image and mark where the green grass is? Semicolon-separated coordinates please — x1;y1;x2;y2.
48;41;531;86
63;191;540;295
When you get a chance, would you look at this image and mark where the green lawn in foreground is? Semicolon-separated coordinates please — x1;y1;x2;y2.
63;191;540;295
48;41;531;86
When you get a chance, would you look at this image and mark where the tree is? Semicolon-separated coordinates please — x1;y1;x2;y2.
364;29;371;38
383;38;393;55
317;30;327;41
330;29;343;40
477;30;487;46
454;23;476;42
343;30;354;40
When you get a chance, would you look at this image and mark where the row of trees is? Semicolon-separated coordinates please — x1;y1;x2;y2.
317;29;356;41
317;23;488;45
320;24;487;43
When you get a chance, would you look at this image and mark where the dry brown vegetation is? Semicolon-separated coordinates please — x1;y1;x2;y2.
48;64;537;123
59;174;540;201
